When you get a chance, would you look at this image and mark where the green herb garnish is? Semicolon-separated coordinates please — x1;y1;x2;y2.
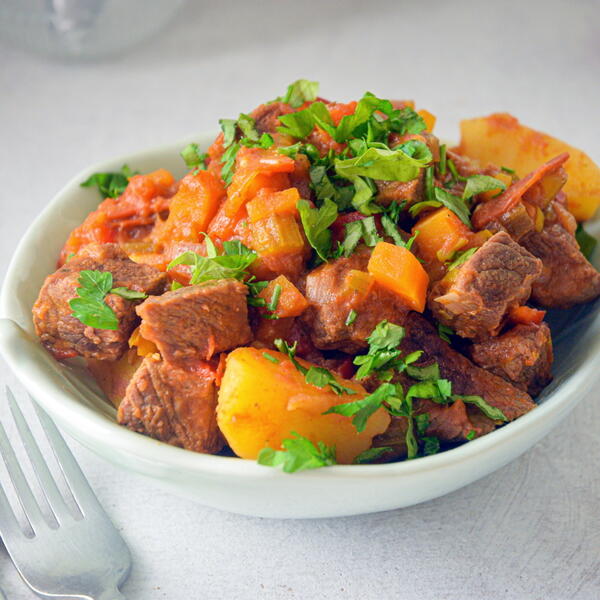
257;432;337;473
80;165;137;199
69;270;146;330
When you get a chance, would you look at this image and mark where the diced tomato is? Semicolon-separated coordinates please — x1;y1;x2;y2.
326;101;358;125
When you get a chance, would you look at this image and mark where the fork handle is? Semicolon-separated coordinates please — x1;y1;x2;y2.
95;589;127;600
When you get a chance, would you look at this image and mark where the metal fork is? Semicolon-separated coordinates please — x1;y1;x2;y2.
0;388;131;599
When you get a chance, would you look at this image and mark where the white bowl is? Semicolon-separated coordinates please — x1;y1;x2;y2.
1;133;599;519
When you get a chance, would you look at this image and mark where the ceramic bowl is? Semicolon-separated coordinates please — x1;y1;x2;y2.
1;133;598;519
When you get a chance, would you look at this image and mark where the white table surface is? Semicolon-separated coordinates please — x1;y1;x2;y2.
1;1;599;598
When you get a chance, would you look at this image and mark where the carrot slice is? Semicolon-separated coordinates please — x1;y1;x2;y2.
367;242;429;312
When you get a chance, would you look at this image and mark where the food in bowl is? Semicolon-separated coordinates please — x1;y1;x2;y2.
31;80;600;472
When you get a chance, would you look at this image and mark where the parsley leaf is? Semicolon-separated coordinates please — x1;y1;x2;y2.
345;309;357;326
168;247;257;285
576;224;597;260
324;382;399;432
353;446;394;464
297;198;338;262
446;247;478;271
334;143;432;183
434;187;472;228
277;79;319;108
180;143;208;169
454;395;508;422
69;270;119;330
219;118;237;147
462;174;507;200
80;165;137;199
237;113;259;142
257;432;337;473
220;141;240;185
437;323;454;343
110;287;148;301
353;321;408;380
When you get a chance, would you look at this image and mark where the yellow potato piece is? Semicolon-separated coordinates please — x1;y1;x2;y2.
458;113;600;221
217;347;390;464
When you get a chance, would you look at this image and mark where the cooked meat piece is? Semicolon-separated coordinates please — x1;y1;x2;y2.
522;223;600;308
470;323;552;396
403;312;536;421
118;354;223;453
137;280;252;366
416;399;479;442
429;232;542;339
447;150;499;178
33;243;167;361
301;247;409;352
371;416;409;460
375;176;423;206
250;102;293;134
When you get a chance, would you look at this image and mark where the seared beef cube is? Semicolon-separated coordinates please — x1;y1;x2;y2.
250;102;293;134
375;176;423;206
136;280;252;366
429;232;542;339
301;247;408;352
522;224;600;308
402;312;536;422
415;398;495;442
470;323;553;396
33;243;167;361
118;355;223;453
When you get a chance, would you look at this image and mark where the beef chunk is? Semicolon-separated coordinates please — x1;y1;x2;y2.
117;355;223;453
429;232;542;339
33;243;167;361
522;223;600;308
301;247;408;352
470;323;553;396
136;279;252;366
375;176;423;206
402;312;536;421
250;102;293;134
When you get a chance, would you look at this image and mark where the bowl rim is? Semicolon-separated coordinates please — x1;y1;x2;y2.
2;133;599;482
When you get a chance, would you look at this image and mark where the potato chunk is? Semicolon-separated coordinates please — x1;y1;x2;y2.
217;348;390;464
458;113;600;221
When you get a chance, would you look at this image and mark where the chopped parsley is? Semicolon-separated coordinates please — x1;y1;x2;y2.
433;187;472;227
297;198;338;262
257;432;337;473
69;270;146;330
274;338;356;396
576;224;597;260
276;79;319;108
462;174;507;200
446;247;478;271
353;446;393;464
345;309;357;326
80;164;137;199
180;143;208;170
267;283;282;312
168;241;257;285
263;352;280;364
437;323;454;343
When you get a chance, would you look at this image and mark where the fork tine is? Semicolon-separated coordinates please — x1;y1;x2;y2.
32;399;104;516
0;476;25;539
7;388;73;525
0;419;47;534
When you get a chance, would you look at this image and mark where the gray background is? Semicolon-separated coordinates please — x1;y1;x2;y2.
1;0;599;598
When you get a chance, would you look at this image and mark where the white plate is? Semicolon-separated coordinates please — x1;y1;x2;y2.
1;132;599;519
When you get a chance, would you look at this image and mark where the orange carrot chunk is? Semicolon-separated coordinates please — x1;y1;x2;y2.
412;207;471;264
258;275;309;318
247;188;301;223
368;242;429;312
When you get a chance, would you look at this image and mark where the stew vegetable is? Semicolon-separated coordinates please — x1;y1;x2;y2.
32;80;600;472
